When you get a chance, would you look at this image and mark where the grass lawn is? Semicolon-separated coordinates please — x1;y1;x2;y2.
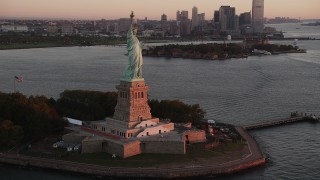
0;145;16;153
20;140;245;168
0;147;9;153
57;142;245;168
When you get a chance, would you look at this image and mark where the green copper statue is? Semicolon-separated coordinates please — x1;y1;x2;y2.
121;11;143;81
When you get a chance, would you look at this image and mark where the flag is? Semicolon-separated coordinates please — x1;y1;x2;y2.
14;76;23;82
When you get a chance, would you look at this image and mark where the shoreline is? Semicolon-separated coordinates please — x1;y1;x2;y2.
0;126;266;178
143;50;306;61
0;37;319;50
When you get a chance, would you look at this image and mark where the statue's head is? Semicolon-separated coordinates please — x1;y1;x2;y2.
132;23;138;35
133;28;137;36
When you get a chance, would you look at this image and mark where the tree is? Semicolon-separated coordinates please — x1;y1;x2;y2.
56;90;117;121
149;99;205;124
0;120;24;149
0;92;66;141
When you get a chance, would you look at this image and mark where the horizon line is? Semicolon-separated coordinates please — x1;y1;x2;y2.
1;16;320;21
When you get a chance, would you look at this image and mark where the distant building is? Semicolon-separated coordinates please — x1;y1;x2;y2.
243;37;269;49
192;6;199;29
239;12;251;26
47;25;58;34
176;10;190;36
252;0;264;33
161;14;167;21
61;23;74;34
198;13;205;26
1;25;28;32
213;10;220;29
113;22;119;33
267;17;301;24
239;12;252;34
180;19;191;36
192;7;206;32
140;31;158;38
142;30;154;37
46;22;58;34
176;11;181;21
213;11;220;24
181;10;188;20
219;6;239;35
118;18;131;35
169;20;180;36
161;14;169;32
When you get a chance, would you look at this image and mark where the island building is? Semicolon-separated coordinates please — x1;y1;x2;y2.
63;12;206;158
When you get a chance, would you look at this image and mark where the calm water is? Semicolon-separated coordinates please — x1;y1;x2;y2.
1;23;320;179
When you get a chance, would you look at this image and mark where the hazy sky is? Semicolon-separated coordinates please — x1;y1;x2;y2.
1;0;319;20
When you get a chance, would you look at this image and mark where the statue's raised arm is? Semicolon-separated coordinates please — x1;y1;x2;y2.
121;11;143;82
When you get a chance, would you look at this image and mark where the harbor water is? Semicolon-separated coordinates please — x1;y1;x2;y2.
0;23;319;179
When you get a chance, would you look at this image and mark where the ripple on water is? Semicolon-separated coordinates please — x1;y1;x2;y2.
249;122;320;180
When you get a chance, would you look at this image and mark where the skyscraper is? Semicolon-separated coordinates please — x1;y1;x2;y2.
180;19;191;36
192;6;199;29
252;0;264;33
161;14;167;21
198;13;205;26
213;10;220;24
239;12;251;26
161;14;168;31
176;10;191;36
219;6;239;34
181;10;188;21
176;11;181;21
239;12;252;35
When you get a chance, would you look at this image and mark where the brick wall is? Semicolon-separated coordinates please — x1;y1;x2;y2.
123;141;141;158
183;130;206;143
81;139;138;158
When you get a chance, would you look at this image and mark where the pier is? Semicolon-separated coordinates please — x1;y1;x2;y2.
243;112;319;130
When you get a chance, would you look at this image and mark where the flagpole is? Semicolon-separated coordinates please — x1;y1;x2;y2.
13;77;16;92
13;76;23;93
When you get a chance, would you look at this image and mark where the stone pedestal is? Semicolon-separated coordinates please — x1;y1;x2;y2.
113;79;152;123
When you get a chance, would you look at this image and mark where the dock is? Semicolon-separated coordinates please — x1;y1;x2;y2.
243;112;319;130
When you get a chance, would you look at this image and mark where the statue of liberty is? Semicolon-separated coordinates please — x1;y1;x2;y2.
121;11;144;81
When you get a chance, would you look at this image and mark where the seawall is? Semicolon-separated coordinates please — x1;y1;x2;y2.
0;154;265;178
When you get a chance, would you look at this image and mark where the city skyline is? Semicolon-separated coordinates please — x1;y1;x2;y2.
1;0;320;20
